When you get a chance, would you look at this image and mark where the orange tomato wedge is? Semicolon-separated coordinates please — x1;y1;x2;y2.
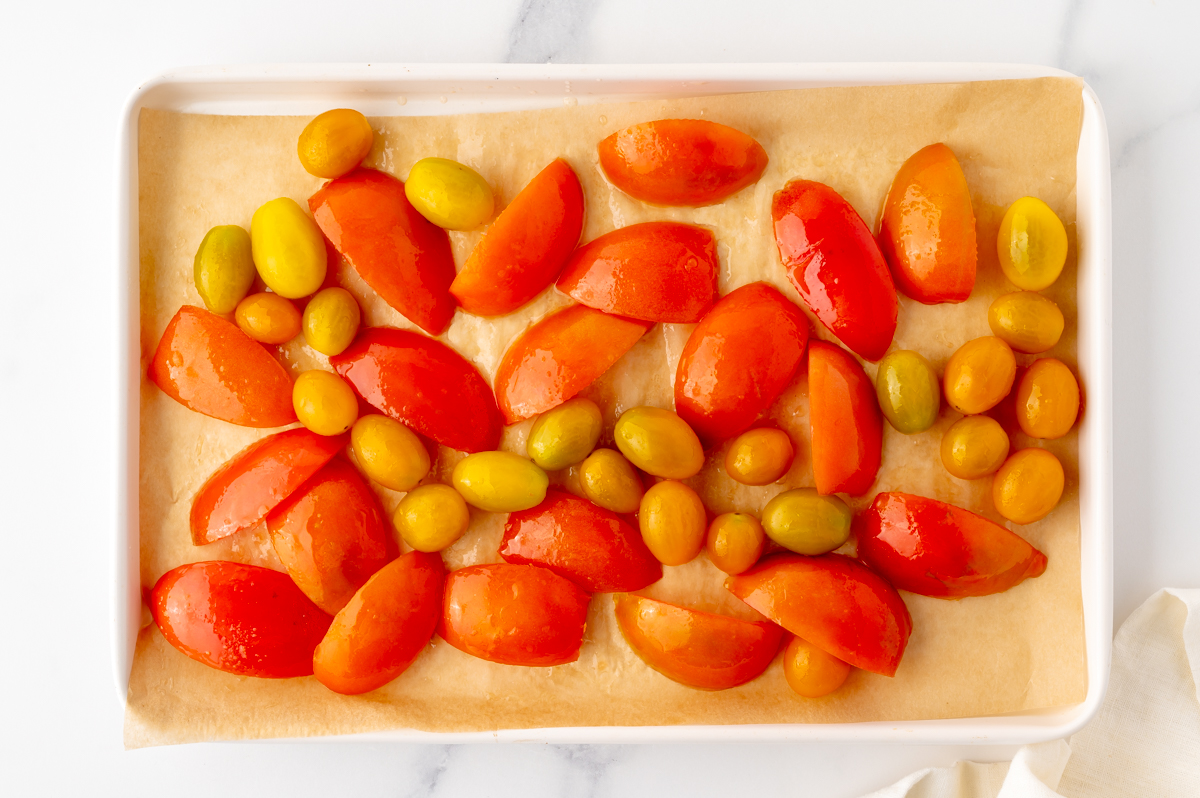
808;340;883;496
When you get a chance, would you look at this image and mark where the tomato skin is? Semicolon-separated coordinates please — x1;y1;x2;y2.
856;492;1047;598
674;283;810;446
330;327;502;453
439;563;590;666
556;222;718;322
807;340;883;496
313;551;444;695
450;159;584;317
725;553;911;677
149;305;296;428
309;169;457;335
151;561;332;678
598;119;768;206
772;181;898;362
614;594;783;690
190;428;348;546
494;305;652;424
500;490;662;593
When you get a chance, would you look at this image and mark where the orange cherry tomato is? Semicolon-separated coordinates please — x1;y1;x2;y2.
1015;358;1081;439
494;304;652;424
330;327;502;453
772;180;898;362
148;305;296;428
597;119;768;206
613;594;783;690
556;222;718;323
856;491;1048;598
500;490;661;593
706;512;766;575
783;636;851;698
808;340;883;496
439;563;591;667
675;282;810;445
234;292;302;344
878;143;977;304
309;168;457;335
313;550;444;695
151;561;332;678
189;427;348;546
450;159;584;317
725;553;912;677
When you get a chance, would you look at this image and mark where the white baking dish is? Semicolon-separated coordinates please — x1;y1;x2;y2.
115;63;1112;745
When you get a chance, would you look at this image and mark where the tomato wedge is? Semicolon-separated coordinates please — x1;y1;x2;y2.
149;305;295;427
614;594;782;690
309;168;457;335
808;340;882;496
675;282;810;446
555;222;718;323
726;553;911;677
151;561;332;678
330;327;502;453
190;427;348;546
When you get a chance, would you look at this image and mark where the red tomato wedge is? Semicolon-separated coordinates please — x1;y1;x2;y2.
494;304;652;424
149;305;296;427
725;553;911;677
614;594;783;690
439;563;590;667
309;168;457;335
772;180;898;362
808;340;882;496
313;551;445;695
190;428;348;546
675;282;810;446
555;222;718;323
878;144;977;304
856;492;1048;598
450;159;584;317
151;561;332;678
330;327;502;453
500;490;662;592
266;457;391;614
598;119;768;206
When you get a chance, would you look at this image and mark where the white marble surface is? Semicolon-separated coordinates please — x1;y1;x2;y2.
2;0;1198;794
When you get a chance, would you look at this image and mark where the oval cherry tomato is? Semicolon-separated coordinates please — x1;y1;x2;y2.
149;305;296;428
772;180;898;361
808;340;883;496
450;159;584;317
675;282;810;445
309;168;457;335
439;563;590;667
151;561;331;678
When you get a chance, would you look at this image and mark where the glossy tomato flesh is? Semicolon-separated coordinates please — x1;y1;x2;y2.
808;340;883;496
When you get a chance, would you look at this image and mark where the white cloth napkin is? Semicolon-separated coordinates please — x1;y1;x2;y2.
860;589;1200;798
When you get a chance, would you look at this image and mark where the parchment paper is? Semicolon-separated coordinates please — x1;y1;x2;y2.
127;77;1086;747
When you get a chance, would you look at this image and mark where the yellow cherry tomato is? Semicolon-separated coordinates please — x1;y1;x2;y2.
351;414;430;492
302;287;361;357
783;636;851;698
404;157;495;231
761;488;852;556
250;197;328;299
193;225;254;314
988;291;1065;354
579;448;644;513
451;451;548;513
875;350;940;434
940;415;1010;480
943;336;1017;415
997;196;1068;290
394;484;470;553
993;448;1065;524
292;370;358;436
297;109;374;179
724;428;794;486
638;480;707;566
527;397;603;471
614;406;705;479
234;292;301;344
1016;358;1080;439
705;513;765;575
